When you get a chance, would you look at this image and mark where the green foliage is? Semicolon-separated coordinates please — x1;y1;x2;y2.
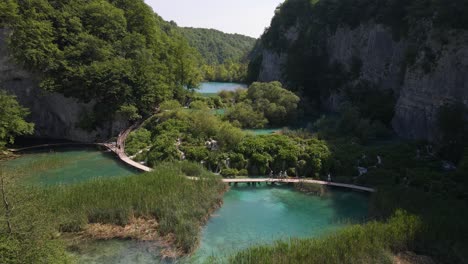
180;27;256;82
5;0;203;125
224;102;268;129
220;168;239;178
0;168;72;263
0;0;18;26
247;82;300;126
201;62;248;83
314;104;391;144
45;162;225;253
0;90;34;148
223;82;299;128
125;128;151;156
180;27;256;65
437;103;467;162
228;210;421;264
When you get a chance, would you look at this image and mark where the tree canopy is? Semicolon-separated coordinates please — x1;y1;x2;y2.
0;91;34;148
180;27;257;83
1;0;203;127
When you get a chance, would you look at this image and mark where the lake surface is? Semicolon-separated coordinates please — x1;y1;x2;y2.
2;148;136;185
197;82;247;96
2;149;369;263
75;185;369;263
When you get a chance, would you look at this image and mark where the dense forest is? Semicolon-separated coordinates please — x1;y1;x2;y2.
180;27;256;82
0;0;203;128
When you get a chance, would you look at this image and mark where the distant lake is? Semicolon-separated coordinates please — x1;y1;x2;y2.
197;82;247;95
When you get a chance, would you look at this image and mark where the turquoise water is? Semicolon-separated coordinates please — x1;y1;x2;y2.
75;185;369;263
197;82;247;95
2;149;369;263
193;185;368;262
244;128;281;135
2;148;136;185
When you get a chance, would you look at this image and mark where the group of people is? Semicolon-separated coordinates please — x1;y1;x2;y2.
269;170;288;179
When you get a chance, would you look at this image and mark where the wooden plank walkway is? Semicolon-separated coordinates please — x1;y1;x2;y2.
223;178;375;192
8;124;375;193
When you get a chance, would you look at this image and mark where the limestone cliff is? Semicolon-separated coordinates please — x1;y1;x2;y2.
255;22;468;141
0;29;127;142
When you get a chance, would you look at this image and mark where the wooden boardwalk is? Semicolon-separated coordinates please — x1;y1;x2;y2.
8;125;375;193
223;178;375;192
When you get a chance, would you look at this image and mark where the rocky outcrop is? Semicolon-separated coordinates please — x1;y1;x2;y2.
257;23;468;141
0;29;127;142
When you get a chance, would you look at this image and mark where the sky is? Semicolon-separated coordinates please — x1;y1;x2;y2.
144;0;285;38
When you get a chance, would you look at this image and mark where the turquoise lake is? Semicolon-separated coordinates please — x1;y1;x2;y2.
2;149;369;263
197;82;247;96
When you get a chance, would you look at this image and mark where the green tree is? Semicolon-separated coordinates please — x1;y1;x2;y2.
0;91;34;148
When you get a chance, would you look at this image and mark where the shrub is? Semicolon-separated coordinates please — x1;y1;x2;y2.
220;168;239;178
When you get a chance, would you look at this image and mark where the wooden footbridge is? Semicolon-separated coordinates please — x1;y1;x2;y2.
223;178;375;192
8;125;375;193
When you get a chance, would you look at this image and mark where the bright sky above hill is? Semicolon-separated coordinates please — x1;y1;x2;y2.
145;0;285;38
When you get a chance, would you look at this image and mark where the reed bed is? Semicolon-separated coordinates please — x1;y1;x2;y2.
226;210;420;264
44;162;226;253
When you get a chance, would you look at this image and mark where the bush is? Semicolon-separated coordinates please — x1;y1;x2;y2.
238;169;248;176
220;168;239;178
179;161;204;177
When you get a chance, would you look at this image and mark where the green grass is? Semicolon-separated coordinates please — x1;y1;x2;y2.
44;162;226;253
225;210;420;264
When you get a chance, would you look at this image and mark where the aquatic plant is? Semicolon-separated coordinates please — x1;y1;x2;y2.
45;162;226;253
227;210;420;264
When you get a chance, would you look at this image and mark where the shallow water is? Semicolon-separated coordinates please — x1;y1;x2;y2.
2;149;369;263
2;148;136;185
75;185;369;263
197;82;247;95
244;128;281;135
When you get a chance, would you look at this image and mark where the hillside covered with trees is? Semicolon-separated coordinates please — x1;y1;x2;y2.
0;0;203;128
180;27;256;82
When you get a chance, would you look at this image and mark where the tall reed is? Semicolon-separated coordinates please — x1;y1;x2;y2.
226;210;420;264
44;162;225;253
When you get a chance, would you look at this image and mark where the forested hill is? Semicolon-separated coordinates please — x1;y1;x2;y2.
0;0;202;138
250;0;468;142
180;27;256;65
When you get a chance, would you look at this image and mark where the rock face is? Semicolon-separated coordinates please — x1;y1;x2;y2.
0;29;127;142
257;23;468;141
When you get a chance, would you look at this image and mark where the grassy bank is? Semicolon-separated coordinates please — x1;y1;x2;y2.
44;162;226;254
227;210;420;264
